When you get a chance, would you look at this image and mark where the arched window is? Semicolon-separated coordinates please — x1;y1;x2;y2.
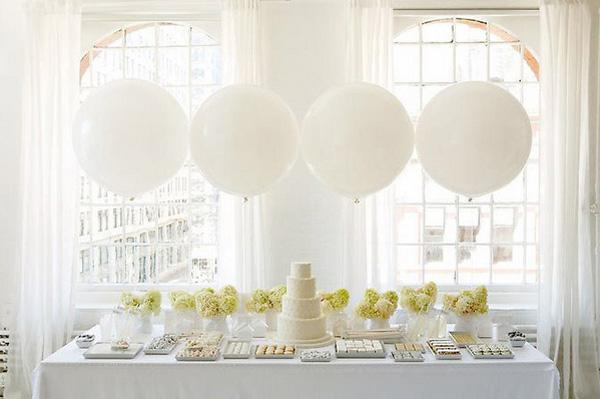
392;18;539;288
78;23;222;286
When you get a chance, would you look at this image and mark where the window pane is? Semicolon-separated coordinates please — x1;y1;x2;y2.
126;25;155;46
493;171;524;202
421;20;453;43
455;44;487;81
397;245;422;284
526;163;539;203
422;44;453;82
425;206;456;243
159;23;189;46
396;206;422;243
490;43;522;82
192;30;218;45
493;206;524;242
424;175;456;203
523;83;540;116
455;19;486;42
126;244;156;284
492;245;524;284
525;245;538;284
191;246;218;283
393;45;419;82
395;26;419;43
191;86;220;114
165;87;189;116
422;84;450;110
526;205;539;243
124;48;155;80
424;245;455;283
458;205;491;244
191;47;222;84
92;49;123;85
158;48;189;85
458;245;490;285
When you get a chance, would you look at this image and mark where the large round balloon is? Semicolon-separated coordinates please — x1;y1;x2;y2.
416;81;532;198
301;83;414;199
190;85;299;197
73;79;188;197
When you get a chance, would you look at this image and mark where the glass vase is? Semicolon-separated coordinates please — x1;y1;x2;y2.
453;314;480;335
326;311;349;337
426;310;448;339
367;318;390;330
264;310;279;334
204;315;230;335
406;312;430;341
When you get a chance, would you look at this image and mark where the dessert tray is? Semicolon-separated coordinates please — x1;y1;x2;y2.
335;339;386;358
83;342;143;359
508;331;527;348
223;340;252;359
449;331;479;348
300;350;333;363
255;344;296;359
183;331;224;347
394;343;426;353
175;346;220;361
342;328;406;344
392;350;425;362
466;344;515;359
144;334;179;355
426;339;462;360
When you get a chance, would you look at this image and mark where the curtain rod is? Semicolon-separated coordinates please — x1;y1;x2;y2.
393;8;539;16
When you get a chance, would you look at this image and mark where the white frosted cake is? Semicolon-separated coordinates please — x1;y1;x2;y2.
277;262;333;347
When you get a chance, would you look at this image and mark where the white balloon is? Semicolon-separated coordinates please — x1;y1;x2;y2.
301;83;414;199
416;81;532;198
190;85;299;197
73;79;188;197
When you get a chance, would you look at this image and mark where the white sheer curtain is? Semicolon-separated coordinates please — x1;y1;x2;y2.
6;1;81;398
343;0;396;299
218;0;265;293
538;1;600;398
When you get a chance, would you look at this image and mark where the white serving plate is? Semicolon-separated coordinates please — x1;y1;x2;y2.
175;353;220;361
222;341;252;359
300;351;333;363
255;352;295;359
83;343;143;359
143;343;178;355
392;350;425;363
467;345;514;360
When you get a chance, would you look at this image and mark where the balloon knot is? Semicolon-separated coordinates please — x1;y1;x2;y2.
468;197;473;202
243;197;249;203
354;198;360;204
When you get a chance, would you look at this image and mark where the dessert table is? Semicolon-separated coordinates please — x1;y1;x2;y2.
33;326;559;399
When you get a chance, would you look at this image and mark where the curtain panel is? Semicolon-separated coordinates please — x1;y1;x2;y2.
538;0;600;398
6;1;81;398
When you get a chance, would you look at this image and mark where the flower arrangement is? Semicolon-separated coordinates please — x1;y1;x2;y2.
443;285;489;316
400;282;438;314
120;290;162;316
245;285;287;313
319;288;350;314
355;289;399;320
169;290;196;312
195;286;239;318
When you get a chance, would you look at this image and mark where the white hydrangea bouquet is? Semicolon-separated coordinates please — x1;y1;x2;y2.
320;288;350;336
169;290;196;312
355;289;398;329
443;285;488;334
120;290;162;334
400;282;438;340
245;285;287;333
195;285;239;334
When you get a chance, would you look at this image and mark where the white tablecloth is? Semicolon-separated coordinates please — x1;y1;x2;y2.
33;327;559;399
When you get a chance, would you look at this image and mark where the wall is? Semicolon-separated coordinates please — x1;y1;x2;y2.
0;0;25;325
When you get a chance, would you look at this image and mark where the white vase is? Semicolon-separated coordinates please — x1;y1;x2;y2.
265;310;279;333
427;310;448;339
367;318;390;330
407;312;430;341
477;313;493;338
138;315;153;335
204;316;230;335
326;311;349;337
453;314;480;335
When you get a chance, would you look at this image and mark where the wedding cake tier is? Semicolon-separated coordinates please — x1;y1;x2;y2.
277;262;333;347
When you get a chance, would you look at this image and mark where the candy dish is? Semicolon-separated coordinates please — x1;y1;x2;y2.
394;343;426;354
449;331;478;348
223;340;252;359
185;331;224;348
335;339;385;359
111;339;130;351
83;342;143;359
426;339;462;360
508;330;527;348
176;345;220;361
467;344;515;359
255;344;296;359
300;350;333;362
144;334;179;355
392;350;425;362
76;334;95;349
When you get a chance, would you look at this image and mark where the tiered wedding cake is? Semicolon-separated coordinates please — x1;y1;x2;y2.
277;262;333;347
